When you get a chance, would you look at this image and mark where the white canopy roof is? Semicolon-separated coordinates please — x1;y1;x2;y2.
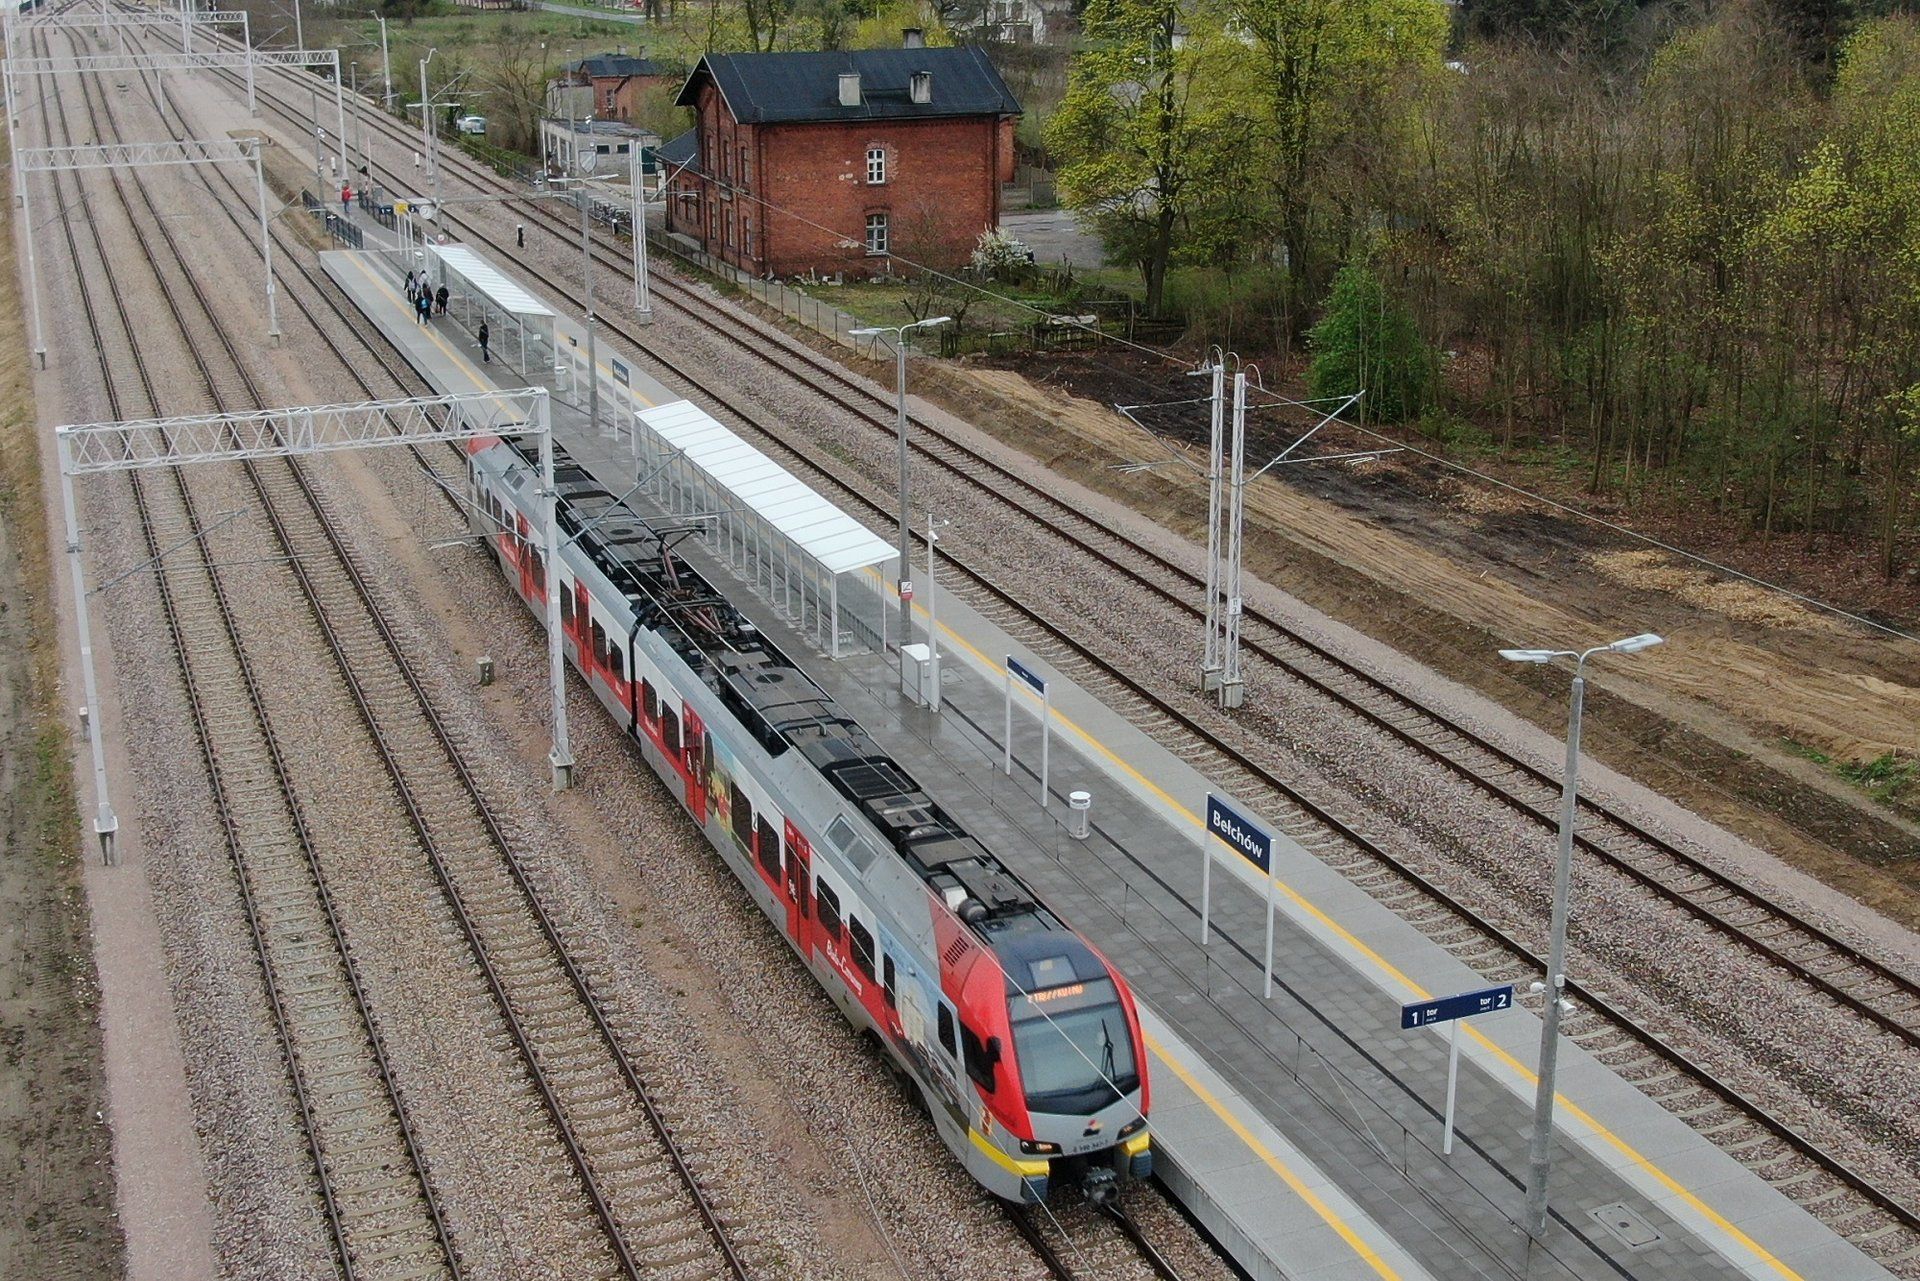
427;243;555;319
638;399;895;575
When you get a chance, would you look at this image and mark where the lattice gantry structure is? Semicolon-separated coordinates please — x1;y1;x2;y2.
56;390;570;866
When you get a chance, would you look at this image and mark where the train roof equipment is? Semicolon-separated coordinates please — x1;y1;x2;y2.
523;440;1085;978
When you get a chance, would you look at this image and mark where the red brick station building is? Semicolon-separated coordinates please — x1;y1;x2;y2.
660;37;1021;277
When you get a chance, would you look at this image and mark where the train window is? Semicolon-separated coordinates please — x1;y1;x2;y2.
938;1006;956;1056
848;918;875;982
590;620;607;668
960;1021;997;1093
756;816;780;877
610;644;627;683
661;707;681;757
642;681;658;722
729;780;752;850
559;587;574;627
816;879;842;942
882;955;896;1009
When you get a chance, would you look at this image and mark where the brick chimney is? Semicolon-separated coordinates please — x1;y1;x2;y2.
902;26;925;47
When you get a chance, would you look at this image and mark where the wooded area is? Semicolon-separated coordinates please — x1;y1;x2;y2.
1048;0;1920;580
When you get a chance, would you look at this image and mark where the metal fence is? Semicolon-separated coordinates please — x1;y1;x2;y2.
324;212;363;248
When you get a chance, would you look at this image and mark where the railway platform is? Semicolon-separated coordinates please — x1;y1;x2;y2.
321;241;1896;1281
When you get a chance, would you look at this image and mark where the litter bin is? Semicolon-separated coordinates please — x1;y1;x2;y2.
1067;791;1092;840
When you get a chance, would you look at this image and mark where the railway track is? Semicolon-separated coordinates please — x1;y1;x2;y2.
35;37;461;1281
224;42;1919;1046
189;35;1920;1260
38;26;754;1280
1005;1200;1188;1281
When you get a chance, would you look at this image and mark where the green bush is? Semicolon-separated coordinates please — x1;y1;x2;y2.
1306;261;1435;424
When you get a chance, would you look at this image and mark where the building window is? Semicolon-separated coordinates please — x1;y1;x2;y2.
604;88;616;113
724;209;734;247
744;216;754;257
866;146;886;185
865;212;889;255
738;145;750;187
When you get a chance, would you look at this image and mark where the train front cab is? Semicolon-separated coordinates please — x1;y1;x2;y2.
955;955;1153;1205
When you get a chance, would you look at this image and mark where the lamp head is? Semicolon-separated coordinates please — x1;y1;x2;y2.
912;315;952;329
1608;632;1664;654
848;326;885;337
1499;649;1558;664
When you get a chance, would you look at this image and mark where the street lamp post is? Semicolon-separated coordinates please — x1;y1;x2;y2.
419;49;440;204
378;16;394;113
553;166;604;438
848;317;951;663
630;140;651;321
1498;631;1666;1241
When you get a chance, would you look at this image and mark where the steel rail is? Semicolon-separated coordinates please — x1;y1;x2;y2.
201;36;1920;1247
38;37;462;1281
229;47;1919;1054
103;29;752;1278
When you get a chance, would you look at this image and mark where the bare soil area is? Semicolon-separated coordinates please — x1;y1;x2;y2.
0;171;124;1278
869;348;1920;933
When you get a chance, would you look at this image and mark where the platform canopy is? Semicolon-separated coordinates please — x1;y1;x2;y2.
636;398;895;656
423;242;556;377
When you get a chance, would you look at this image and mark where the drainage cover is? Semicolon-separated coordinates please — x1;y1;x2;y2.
1590;1203;1663;1250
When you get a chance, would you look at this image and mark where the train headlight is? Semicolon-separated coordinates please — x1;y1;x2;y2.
1019;1139;1061;1155
1117;1117;1146;1140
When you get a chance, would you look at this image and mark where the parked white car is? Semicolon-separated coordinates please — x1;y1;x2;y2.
455;115;488;136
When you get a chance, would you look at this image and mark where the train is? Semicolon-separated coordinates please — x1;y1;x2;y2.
464;432;1152;1204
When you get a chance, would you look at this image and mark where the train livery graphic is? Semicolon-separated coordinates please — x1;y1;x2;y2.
466;435;1151;1203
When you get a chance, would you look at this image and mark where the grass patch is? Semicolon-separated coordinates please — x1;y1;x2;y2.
1781;739;1917;809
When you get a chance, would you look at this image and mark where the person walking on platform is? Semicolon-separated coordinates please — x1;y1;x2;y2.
415;290;431;325
478;321;491;363
435;284;450;316
404;270;417;304
341;184;353;217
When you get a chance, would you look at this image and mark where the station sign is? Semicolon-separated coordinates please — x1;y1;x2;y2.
612;358;630;387
1006;655;1047;696
1206;793;1271;874
1400;983;1514;1030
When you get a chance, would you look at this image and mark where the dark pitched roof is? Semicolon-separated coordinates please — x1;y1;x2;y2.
675;46;1020;123
656;128;698;167
570;54;665;79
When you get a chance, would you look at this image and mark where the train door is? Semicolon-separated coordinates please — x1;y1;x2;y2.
683;708;708;823
573;582;590;651
930;997;964;1106
782;820;811;949
515;514;540;603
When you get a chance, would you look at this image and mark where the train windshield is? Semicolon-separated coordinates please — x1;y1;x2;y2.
1012;983;1139;1115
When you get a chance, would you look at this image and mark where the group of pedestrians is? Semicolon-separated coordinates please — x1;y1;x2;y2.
402;269;491;361
403;270;450;326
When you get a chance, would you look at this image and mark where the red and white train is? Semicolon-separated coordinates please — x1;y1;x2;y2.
466;434;1152;1204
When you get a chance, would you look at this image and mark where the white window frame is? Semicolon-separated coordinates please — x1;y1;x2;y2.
865;211;889;256
866;145;886;185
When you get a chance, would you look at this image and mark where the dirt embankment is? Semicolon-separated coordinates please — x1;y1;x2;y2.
0;139;125;1277
864;352;1920;931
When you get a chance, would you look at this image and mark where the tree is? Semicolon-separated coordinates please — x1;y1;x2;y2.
1047;0;1250;317
1306;259;1434;423
1458;0;1638;50
1225;0;1447;298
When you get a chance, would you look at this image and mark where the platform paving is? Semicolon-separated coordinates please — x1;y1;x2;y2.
319;239;1895;1281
